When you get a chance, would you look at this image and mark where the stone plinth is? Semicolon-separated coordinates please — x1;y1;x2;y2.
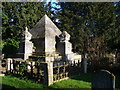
66;53;81;61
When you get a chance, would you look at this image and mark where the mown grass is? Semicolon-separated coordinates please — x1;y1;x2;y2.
50;79;91;88
49;73;92;88
0;73;120;89
0;75;48;89
0;74;91;89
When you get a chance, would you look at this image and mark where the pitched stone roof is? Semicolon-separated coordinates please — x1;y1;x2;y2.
30;14;62;39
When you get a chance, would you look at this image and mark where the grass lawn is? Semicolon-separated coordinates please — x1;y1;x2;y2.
0;74;91;89
0;73;120;89
0;75;48;89
50;73;92;88
50;79;91;88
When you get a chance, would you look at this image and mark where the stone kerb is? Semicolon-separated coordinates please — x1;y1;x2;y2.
92;70;115;89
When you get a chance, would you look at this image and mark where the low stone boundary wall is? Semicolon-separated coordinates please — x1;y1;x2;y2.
53;60;81;83
1;58;81;86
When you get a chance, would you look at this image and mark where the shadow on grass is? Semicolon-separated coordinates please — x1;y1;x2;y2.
70;72;120;89
1;85;54;90
70;73;93;82
1;84;53;90
1;84;16;90
115;74;120;89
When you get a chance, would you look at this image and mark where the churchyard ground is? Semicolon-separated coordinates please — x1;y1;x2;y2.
0;73;120;89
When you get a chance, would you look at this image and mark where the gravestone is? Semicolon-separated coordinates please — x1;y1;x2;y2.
92;70;115;89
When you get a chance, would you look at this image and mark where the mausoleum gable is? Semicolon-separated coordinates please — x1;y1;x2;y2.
30;15;45;39
30;14;62;39
45;14;61;37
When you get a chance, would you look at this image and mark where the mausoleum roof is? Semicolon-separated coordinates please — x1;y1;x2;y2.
30;14;62;39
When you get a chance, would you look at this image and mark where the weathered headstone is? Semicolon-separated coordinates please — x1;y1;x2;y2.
92;70;115;89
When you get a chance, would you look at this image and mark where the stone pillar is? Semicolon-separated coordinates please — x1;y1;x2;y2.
42;62;53;86
27;61;35;69
81;58;87;73
17;27;33;60
7;58;13;71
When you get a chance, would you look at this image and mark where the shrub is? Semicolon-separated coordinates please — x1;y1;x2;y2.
2;39;20;57
88;57;110;71
19;62;27;77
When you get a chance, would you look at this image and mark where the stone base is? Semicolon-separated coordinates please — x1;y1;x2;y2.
45;57;54;62
66;53;81;61
54;56;62;61
16;53;32;60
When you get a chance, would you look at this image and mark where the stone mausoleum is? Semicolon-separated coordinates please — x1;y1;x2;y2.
17;15;81;62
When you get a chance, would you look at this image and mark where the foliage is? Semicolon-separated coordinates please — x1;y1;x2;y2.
19;62;27;77
2;2;52;40
2;39;19;57
107;2;120;52
0;40;5;49
3;3;31;40
2;2;120;62
2;2;53;56
53;2;119;59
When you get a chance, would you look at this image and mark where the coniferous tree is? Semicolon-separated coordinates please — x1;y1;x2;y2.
2;2;52;56
2;2;46;40
53;2;116;59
